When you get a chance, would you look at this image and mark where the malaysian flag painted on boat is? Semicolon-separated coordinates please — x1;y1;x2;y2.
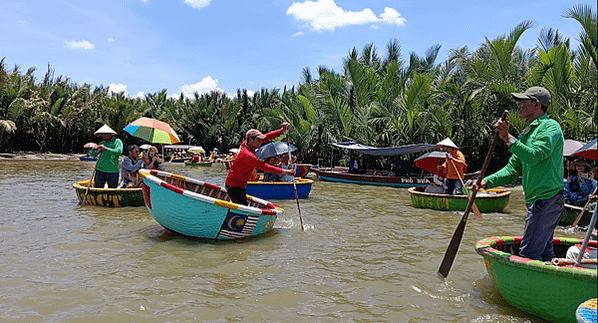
218;211;259;239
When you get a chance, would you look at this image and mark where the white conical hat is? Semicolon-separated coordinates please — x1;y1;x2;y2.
437;138;458;149
94;124;117;135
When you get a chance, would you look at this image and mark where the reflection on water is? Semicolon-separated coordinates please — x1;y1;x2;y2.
0;160;584;322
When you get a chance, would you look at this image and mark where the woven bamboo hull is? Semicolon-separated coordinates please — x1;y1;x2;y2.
73;180;144;207
246;178;314;199
312;167;431;188
408;186;511;212
475;236;597;323
139;169;283;240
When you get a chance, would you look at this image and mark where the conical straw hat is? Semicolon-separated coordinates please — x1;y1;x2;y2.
94;124;117;135
437;138;458;149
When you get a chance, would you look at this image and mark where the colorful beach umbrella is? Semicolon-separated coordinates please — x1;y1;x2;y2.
572;138;597;160
123;117;180;144
563;139;586;157
83;142;97;149
414;151;448;177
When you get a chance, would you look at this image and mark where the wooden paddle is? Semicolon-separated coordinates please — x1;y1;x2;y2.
449;158;483;220
286;132;305;231
438;110;508;278
571;186;597;228
551;257;597;266
80;151;101;206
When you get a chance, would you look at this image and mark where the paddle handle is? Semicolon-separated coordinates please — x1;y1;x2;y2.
571;186;597;228
450;158;482;220
438;110;508;278
286;131;304;231
80;151;101;205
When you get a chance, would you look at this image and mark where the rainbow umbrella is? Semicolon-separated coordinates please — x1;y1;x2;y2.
123;117;180;144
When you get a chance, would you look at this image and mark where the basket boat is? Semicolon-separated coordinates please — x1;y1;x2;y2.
408;186;511;212
561;203;596;227
475;236;597;323
246;177;314;199
139;169;283;240
184;161;213;167
294;164;311;177
73;180;144;207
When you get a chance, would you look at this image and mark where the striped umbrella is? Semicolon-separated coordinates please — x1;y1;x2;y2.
123;117;180;144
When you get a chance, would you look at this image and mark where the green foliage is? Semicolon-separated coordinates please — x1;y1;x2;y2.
0;5;596;170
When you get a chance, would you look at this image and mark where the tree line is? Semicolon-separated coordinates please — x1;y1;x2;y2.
1;4;596;171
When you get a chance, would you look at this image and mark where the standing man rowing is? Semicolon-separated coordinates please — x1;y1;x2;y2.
225;122;296;205
473;86;564;261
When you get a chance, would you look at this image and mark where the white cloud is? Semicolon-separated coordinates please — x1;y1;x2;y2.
380;7;406;26
292;31;304;37
108;83;128;97
287;0;406;31
178;76;223;99
65;40;95;50
184;0;211;10
139;0;148;3
107;37;115;42
133;91;145;99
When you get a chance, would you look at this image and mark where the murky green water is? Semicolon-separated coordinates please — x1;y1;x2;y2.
0;160;584;322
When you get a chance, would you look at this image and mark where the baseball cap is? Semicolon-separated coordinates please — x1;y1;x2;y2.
246;129;266;140
512;86;551;108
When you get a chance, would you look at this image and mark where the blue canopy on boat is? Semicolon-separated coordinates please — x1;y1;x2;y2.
332;142;437;156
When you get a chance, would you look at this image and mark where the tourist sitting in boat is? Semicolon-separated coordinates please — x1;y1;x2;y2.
280;154;296;182
119;144;144;188
263;156;282;182
348;155;366;174
393;156;409;176
191;154;201;164
565;244;597;269
424;174;446;194
437;138;466;195
145;145;164;170
565;159;597;206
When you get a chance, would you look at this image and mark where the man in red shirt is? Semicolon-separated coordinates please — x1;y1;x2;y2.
225;122;296;205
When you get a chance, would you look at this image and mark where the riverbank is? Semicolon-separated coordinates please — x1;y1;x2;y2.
0;152;82;160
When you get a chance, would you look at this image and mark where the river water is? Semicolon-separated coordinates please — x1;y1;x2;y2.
0;160;585;322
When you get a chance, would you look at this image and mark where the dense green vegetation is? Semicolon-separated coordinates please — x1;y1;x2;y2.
1;4;596;171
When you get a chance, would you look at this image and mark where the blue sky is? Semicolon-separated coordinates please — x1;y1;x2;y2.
1;0;593;99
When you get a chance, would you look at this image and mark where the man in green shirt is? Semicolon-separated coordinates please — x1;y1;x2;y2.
90;124;123;188
474;86;564;261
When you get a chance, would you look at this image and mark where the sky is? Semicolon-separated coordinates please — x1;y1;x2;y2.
0;0;594;99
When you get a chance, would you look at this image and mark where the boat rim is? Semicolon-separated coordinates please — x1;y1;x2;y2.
139;169;284;216
72;180;142;192
475;236;597;280
407;186;511;198
247;178;314;185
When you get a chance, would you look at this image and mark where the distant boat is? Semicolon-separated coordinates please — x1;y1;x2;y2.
561;203;596;227
73;180;144;207
246;178;314;199
313;167;431;188
139;169;283;240
408;186;511;213
184;160;213;167
79;156;97;162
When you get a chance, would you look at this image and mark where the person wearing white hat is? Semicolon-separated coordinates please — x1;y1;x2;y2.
473;86;565;261
436;138;466;195
90;124;123;188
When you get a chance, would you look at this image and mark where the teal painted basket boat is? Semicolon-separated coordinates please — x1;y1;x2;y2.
73;180;144;207
475;236;597;323
246;178;314;199
408;186;511;213
139;169;283;240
